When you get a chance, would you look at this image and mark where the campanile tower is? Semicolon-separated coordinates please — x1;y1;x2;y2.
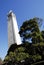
7;10;22;48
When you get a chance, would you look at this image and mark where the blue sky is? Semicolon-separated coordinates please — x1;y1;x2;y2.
0;0;44;60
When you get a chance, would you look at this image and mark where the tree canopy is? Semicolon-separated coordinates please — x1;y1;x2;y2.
19;17;43;44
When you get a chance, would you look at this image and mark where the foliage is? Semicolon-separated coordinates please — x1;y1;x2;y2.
16;52;29;61
15;47;25;52
4;46;29;63
19;17;43;44
32;54;42;62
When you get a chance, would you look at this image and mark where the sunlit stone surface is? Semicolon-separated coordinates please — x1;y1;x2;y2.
7;10;22;48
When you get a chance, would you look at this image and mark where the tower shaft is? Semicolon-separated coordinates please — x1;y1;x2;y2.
8;11;22;48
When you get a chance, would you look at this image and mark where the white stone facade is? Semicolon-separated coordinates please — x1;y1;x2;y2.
7;10;22;48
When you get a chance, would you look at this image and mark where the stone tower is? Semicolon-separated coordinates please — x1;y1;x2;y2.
7;10;22;48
